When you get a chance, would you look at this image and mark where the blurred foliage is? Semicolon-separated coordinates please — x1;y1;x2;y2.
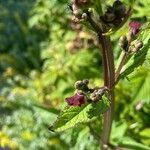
0;0;150;150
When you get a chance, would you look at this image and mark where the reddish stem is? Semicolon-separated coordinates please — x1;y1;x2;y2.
86;11;115;149
98;34;115;150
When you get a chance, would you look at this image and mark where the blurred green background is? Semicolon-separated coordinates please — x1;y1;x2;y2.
0;0;150;149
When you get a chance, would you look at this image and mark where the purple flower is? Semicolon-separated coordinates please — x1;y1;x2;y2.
65;93;85;106
129;21;141;35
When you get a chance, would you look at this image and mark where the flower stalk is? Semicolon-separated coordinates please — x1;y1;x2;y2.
98;33;115;150
85;9;116;148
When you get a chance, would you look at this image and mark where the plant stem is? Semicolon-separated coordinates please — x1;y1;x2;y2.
86;11;115;149
115;52;128;82
98;34;115;150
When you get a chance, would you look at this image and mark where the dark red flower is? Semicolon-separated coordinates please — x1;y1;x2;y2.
65;93;85;106
129;21;141;35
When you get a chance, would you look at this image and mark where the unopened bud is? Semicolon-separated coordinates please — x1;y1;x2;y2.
135;41;143;49
129;21;141;36
100;6;116;24
74;80;83;89
82;79;89;85
119;35;128;50
132;41;143;52
74;79;89;91
101;12;116;23
113;0;126;18
90;93;101;102
105;12;116;22
90;87;107;102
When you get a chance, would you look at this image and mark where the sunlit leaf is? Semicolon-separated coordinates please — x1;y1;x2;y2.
50;97;110;132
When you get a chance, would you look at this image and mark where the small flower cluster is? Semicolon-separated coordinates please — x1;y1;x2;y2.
119;21;143;53
90;87;108;102
100;0;127;27
65;79;108;106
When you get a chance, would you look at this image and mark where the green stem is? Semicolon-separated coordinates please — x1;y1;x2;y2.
115;52;128;82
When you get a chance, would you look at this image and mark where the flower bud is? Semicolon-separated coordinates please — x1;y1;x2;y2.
132;41;143;52
129;21;141;36
90;87;107;102
82;79;89;85
113;0;126;18
74;79;89;91
135;41;143;49
105;12;116;22
74;80;83;89
90;92;101;102
119;35;128;50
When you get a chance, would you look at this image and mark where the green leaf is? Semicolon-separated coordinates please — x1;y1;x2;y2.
50;97;110;132
94;0;103;16
140;128;150;139
119;140;150;150
110;121;127;144
128;66;150;102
